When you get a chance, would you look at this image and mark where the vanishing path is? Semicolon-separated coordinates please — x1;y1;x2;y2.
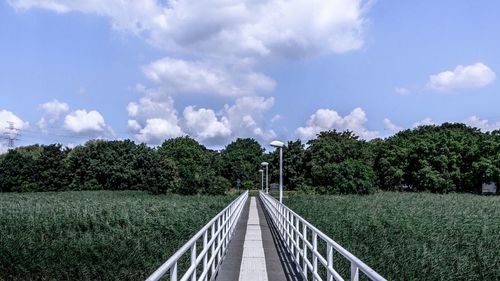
216;196;302;281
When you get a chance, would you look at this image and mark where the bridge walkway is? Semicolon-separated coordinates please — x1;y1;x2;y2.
216;196;302;281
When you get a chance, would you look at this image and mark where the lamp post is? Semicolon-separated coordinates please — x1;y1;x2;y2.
270;140;285;203
261;162;269;194
259;169;264;191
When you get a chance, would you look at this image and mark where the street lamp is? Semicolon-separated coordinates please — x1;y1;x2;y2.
259;169;264;191
261;162;269;194
270;140;285;203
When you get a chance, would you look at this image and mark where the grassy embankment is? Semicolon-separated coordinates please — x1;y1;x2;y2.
0;191;235;281
285;192;500;281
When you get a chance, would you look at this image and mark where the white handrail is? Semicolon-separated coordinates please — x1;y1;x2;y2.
146;191;248;281
259;191;386;281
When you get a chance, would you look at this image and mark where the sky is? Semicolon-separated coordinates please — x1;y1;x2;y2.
1;0;499;152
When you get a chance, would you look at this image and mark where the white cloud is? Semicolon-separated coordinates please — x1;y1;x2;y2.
383;118;403;134
412;118;434;128
296;107;379;140
464;116;500;132
222;96;277;141
64;109;107;134
183;106;231;143
135;118;184;144
394;87;410;95
0;109;29;132
9;0;369;59
142;57;275;97
37;99;69;130
271;114;282;123
10;0;370;97
427;63;496;91
127;94;184;144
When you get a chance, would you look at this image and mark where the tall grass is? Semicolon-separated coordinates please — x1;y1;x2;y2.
285;192;500;281
0;191;235;281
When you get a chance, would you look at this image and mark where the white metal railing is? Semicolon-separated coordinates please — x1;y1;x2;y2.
146;191;248;281
259;191;386;281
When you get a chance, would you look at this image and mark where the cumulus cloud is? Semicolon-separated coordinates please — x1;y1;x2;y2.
64;109;107;134
296;107;378;140
37;99;69;130
10;0;369;58
464;116;500;132
127;94;184;144
183;106;231;144
383;118;403;134
222;96;276;141
9;0;370;97
427;63;496;91
142;57;275;97
126;93;276;145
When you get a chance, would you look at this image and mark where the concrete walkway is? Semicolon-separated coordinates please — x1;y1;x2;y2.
216;196;302;281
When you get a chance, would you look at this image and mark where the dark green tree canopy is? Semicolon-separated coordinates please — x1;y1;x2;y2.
220;138;265;185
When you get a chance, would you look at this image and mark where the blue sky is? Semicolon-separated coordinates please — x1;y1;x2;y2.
1;0;499;151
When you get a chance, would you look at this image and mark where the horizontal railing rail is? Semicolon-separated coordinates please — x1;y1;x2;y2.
146;191;248;281
259;191;386;281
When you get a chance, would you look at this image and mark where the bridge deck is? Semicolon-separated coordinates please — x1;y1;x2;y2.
216;196;302;281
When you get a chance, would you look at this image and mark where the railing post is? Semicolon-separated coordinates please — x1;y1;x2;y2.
203;230;208;281
303;225;308;279
170;262;178;281
286;210;290;248
211;224;216;276
327;243;333;281
351;263;359;281
313;232;317;281
217;216;222;262
295;216;300;264
191;244;196;281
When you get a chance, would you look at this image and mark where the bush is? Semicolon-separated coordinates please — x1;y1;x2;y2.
206;176;231;195
323;160;376;194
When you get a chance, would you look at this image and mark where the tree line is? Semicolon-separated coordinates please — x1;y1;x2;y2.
0;123;498;195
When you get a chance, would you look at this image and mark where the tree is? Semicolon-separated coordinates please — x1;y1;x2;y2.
374;123;484;193
220;138;264;185
0;150;36;192
66;140;142;191
268;140;307;190
305;130;376;194
158;136;216;195
35;144;69;191
134;144;180;194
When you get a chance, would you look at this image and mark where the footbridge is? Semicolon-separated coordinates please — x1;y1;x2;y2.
146;191;387;281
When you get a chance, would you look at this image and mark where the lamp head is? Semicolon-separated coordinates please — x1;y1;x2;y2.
259;169;263;172
261;162;268;166
270;140;285;148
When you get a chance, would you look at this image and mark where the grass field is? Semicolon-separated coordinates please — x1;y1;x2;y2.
0;191;235;281
285;192;500;281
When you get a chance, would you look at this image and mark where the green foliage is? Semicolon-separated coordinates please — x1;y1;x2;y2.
158;136;217;195
286;193;500;281
268;140;307;190
242;180;255;190
374;123;486;193
220;138;264;185
0;191;235;281
320;160;376;194
206;176;231;195
1;122;499;195
306;130;376;194
0;149;36;192
35;144;69;191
